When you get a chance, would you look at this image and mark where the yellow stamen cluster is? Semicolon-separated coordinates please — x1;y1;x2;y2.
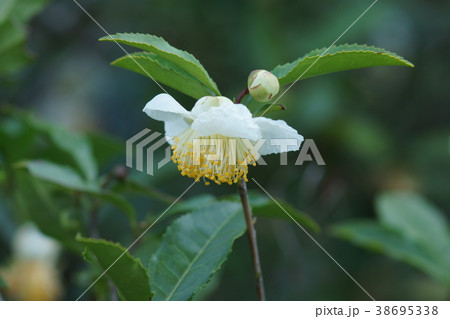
171;128;258;185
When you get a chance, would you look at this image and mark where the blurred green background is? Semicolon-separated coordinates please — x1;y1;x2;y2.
0;0;449;300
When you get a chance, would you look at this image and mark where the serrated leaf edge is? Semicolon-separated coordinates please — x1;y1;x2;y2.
273;43;414;80
76;234;150;282
100;33;220;95
149;201;245;300
111;52;216;98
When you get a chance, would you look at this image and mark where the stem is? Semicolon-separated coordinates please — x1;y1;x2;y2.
238;179;266;301
235;88;249;104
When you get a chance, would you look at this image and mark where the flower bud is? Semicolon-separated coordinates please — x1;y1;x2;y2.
247;70;280;102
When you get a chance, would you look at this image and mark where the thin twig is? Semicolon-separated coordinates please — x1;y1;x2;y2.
238;179;266;301
235;88;249;104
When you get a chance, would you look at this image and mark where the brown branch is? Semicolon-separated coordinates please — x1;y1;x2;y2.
235;88;249;104
238;179;266;301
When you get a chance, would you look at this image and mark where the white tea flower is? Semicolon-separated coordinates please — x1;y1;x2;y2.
143;94;303;185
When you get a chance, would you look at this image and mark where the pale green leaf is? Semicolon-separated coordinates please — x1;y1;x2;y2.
332;192;450;286
0;0;16;24
148;201;246;300
100;33;220;96
112;52;215;99
77;235;152;301
272;44;414;86
16;160;98;191
46;128;98;183
331;221;450;286
376;191;450;252
26;117;98;182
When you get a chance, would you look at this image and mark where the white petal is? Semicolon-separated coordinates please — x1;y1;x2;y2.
143;93;191;122
254;117;304;155
191;96;234;117
192;103;261;140
164;117;190;144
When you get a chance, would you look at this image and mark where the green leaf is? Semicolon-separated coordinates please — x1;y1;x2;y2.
13;173;83;252
46;128;98;183
166;194;216;216
271;44;414;86
0;19;26;55
191;270;222;301
17;159;85;190
148;201;246;300
94;192;137;228
0;0;50;75
77;235;152;301
376;191;450;252
8;0;50;23
0;44;31;75
132;234;162;266
112;52;214;99
112;179;177;205
331;221;450;286
0;0;16;24
332;192;450;286
2;109;98;182
224;191;320;233
86;132;122;166
252;195;320;233
100;33;220;96
17;160;136;222
16;160;98;191
254;103;286;117
26;118;98;182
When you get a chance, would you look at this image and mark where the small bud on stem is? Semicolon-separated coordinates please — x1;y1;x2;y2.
247;69;280;102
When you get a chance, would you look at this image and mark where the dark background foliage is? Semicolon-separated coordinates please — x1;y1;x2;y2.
1;0;449;300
